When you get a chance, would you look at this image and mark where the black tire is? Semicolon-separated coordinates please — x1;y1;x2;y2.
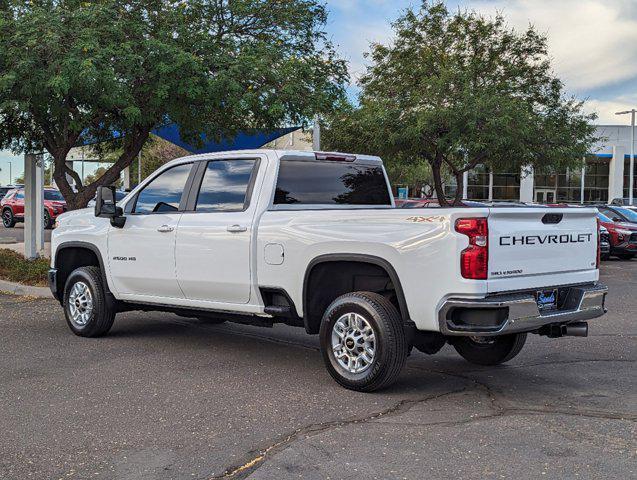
600;253;610;261
452;333;527;366
617;254;634;260
2;208;15;228
319;291;408;392
43;209;52;229
63;266;115;337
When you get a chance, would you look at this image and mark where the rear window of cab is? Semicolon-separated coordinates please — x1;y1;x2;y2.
274;160;391;206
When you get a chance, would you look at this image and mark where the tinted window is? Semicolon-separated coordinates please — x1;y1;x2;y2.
133;163;192;214
44;190;65;201
597;212;612;223
195;160;257;212
16;191;24;200
614;207;637;222
274;161;391;206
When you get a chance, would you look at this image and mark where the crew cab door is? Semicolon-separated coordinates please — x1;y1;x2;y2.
175;157;262;304
108;162;194;299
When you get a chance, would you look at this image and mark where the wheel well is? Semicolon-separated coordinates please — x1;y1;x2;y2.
303;259;408;334
54;247;101;299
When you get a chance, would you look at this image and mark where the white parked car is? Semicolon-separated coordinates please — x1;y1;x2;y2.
49;150;607;391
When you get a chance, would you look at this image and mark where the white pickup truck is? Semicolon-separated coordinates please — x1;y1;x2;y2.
50;150;607;391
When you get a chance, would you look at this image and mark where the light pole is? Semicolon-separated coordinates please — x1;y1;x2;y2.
8;161;12;184
616;109;636;205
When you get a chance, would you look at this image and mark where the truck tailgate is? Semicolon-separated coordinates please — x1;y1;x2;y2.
487;207;598;292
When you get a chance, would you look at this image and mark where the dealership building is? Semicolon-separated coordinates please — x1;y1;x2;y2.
442;125;635;205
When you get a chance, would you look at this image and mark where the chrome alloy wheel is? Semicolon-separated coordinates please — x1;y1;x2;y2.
331;312;376;374
68;281;94;328
2;210;11;227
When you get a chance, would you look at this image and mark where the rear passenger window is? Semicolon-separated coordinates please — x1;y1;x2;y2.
274;160;391;206
133;163;192;214
195;159;257;212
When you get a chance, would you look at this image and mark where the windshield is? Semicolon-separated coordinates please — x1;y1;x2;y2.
44;190;65;201
597;212;612;223
615;207;637;222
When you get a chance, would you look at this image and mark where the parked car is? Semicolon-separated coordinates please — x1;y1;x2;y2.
49;150;607;391
597;205;637;225
0;185;16;200
597;212;637;260
1;187;67;229
610;198;637;207
599;225;611;260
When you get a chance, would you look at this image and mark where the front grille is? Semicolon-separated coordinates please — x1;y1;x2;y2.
601;232;611;244
630;233;637;243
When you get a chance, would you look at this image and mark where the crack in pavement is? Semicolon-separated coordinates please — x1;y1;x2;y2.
205;387;467;480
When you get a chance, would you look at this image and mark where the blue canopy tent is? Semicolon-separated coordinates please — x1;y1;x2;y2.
151;124;300;154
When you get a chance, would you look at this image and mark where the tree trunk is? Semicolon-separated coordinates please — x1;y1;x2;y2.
51;128;151;210
452;171;464;206
431;162;450;207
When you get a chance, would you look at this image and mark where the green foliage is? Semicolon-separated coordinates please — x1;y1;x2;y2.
0;0;348;208
0;249;50;286
325;1;598;205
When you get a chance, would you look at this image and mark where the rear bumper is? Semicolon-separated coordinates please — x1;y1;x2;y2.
438;283;608;336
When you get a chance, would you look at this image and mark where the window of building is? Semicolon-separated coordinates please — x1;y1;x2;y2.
133;163;192;214
195;160;258;212
467;165;489;201
623;156;637;200
274;161;392;206
492;172;520;201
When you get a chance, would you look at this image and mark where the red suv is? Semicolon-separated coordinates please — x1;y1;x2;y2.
597;212;637;260
1;188;67;229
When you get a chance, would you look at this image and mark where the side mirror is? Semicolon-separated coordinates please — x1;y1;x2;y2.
612;217;623;223
95;186;126;228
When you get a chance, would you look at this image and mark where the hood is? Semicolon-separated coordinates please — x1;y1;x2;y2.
613;221;637;231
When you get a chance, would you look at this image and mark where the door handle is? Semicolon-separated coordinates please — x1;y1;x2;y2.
227;224;247;233
157;225;174;233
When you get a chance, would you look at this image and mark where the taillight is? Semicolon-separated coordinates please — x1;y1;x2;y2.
456;217;488;280
596;218;601;269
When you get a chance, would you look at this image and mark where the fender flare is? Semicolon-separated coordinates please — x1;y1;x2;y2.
54;241;116;306
302;253;411;332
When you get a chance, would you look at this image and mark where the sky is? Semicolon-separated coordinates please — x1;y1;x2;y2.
2;0;636;185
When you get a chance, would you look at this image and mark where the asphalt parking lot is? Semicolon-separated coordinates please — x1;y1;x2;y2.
1;262;635;480
0;223;53;244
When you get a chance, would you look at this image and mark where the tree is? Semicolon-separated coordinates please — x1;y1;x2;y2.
324;1;597;206
0;0;347;209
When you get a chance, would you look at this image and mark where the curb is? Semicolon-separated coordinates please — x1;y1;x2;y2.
0;279;52;298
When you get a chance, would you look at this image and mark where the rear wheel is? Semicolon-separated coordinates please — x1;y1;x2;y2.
319;291;408;392
2;208;15;228
63;266;115;337
617;253;634;260
452;333;527;366
43;209;52;229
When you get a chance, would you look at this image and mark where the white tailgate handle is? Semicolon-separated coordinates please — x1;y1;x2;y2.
227;224;247;233
157;225;174;233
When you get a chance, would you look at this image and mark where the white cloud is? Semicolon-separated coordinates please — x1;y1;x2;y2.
585;96;637;124
469;0;637;91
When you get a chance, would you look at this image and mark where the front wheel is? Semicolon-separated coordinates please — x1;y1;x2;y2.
319;292;408;392
452;333;527;366
2;208;15;228
63;266;115;337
